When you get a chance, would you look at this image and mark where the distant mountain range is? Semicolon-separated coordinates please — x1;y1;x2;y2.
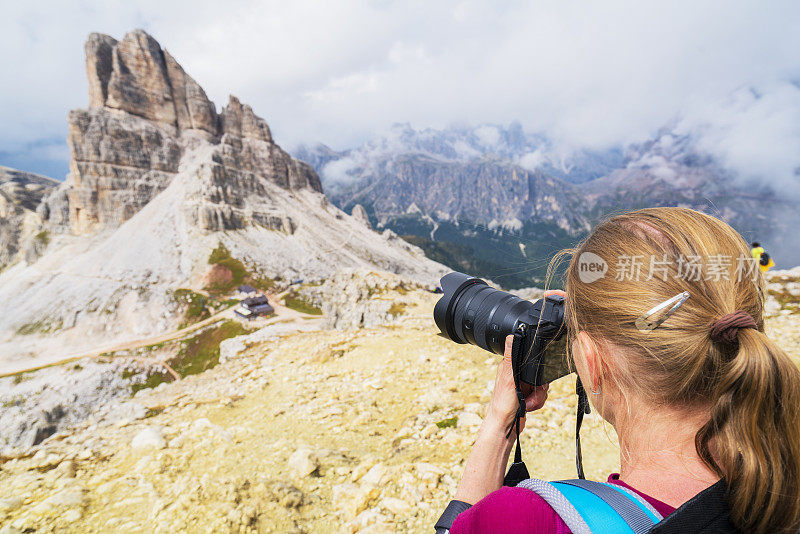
296;124;796;288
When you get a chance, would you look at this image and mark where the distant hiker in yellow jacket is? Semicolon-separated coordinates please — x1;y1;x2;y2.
751;242;775;273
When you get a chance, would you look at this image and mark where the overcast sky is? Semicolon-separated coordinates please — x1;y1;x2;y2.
2;0;799;186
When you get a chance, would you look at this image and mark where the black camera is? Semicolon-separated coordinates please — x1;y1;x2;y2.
433;271;570;386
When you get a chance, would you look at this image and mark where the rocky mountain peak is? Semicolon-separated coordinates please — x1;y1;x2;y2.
42;29;322;235
220;95;273;143
85;30;218;135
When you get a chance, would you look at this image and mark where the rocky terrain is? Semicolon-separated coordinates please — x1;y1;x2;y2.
0;267;797;533
0;167;58;269
299;125;800;287
0;30;445;374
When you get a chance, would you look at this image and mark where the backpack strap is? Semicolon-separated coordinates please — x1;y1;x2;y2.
599;482;665;522
516;479;593;534
556;479;663;530
517;478;663;534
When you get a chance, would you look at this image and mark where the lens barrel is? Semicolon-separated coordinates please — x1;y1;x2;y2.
434;272;537;354
434;271;570;385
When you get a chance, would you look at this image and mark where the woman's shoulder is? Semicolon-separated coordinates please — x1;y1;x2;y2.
451;486;570;534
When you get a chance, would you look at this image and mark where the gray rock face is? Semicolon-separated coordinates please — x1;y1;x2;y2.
331;154;588;234
0;358;145;454
42;29;323;235
60;108;183;232
0;167;58;269
85;33;116;109
299;269;430;330
350;204;372;229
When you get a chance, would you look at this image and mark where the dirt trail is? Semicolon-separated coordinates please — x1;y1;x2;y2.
0;293;317;379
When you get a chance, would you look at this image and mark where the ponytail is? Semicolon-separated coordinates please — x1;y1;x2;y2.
696;329;800;533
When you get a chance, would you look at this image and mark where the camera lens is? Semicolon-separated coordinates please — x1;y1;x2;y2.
434;271;570;386
434;272;537;355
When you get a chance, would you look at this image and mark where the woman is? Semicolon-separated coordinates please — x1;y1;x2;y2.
449;208;800;533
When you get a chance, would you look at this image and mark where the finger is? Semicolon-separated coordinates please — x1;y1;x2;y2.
543;289;567;298
496;336;513;382
503;334;514;363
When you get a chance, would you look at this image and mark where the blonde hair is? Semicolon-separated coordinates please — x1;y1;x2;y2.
559;207;800;533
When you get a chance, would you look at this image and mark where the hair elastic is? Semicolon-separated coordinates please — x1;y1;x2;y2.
709;310;757;344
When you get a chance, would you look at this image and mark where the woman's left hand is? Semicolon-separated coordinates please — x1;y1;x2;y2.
484;289;566;434
453;289;567;505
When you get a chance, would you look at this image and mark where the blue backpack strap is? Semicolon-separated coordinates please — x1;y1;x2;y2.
556;479;661;533
516;479;593;534
517;478;662;534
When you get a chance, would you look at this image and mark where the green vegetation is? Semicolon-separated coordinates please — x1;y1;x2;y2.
436;416;458;429
250;275;277;293
2;396;23;409
131;370;171;394
171;289;240;329
205;243;276;295
16;319;62;336
121;368;138;380
12;372;33;385
172;289;212;328
390;213;581;288
137;340;170;353
34;230;50;246
388;303;407;317
129;320;252;394
284;294;322;315
365;284;409;298
768;287;800;314
206;243;248;294
172;320;250;378
144;406;165;418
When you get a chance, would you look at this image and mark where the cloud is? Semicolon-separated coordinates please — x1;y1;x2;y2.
516;150;547;172
1;0;799;193
321;157;361;187
473;125;501;148
676;82;800;194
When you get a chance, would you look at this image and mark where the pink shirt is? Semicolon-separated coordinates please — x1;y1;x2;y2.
451;474;676;533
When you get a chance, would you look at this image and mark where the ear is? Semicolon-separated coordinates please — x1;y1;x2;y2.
576;331;602;391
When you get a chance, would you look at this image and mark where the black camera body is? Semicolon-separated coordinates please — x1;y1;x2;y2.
433;271;570;386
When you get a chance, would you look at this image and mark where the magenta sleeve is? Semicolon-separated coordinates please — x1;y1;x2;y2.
450;487;571;534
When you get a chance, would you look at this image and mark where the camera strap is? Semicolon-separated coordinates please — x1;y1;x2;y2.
502;328;592;485
503;329;530;486
575;377;591;479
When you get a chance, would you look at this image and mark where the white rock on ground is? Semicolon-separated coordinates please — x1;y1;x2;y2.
130;427;166;450
288;448;319;478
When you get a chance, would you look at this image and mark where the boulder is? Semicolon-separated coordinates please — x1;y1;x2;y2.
288;448;318;478
130;426;166;450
